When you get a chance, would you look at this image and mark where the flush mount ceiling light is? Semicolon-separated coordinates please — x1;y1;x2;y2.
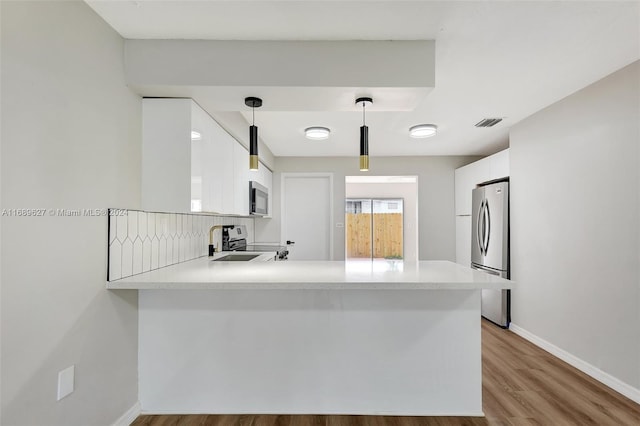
305;126;331;140
191;130;202;140
356;97;373;172
245;96;262;171
409;124;438;138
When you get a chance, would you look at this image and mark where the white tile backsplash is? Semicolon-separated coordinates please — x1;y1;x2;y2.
109;241;122;281
116;214;127;243
107;209;256;281
127;212;138;239
138;212;148;240
121;239;133;278
142;238;152;273
159;237;167;268
109;215;117;244
133;239;143;275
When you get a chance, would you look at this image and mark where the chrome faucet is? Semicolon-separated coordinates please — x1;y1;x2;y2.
208;225;224;256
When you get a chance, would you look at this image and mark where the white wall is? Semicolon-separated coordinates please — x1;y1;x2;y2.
510;61;640;393
1;2;141;425
256;156;479;260
345;182;419;262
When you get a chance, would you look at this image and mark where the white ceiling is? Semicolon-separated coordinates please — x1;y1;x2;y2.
86;0;640;157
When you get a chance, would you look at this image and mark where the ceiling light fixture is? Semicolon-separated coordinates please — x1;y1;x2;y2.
305;126;331;140
356;97;373;172
245;96;262;171
409;124;438;138
191;130;202;140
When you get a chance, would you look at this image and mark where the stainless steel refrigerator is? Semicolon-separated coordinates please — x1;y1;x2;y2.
471;181;510;327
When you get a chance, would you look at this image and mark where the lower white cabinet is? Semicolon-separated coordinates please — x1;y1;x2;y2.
456;216;472;266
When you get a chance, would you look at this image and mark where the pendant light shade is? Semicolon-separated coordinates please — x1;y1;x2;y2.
356;97;372;172
249;124;258;170
360;125;369;171
245;97;262;171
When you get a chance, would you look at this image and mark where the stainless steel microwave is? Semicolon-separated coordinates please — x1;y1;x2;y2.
249;181;268;216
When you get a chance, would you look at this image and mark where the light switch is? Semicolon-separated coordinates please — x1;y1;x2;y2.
57;365;74;401
336;223;344;228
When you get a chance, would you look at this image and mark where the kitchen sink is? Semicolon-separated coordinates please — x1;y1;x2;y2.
213;254;261;262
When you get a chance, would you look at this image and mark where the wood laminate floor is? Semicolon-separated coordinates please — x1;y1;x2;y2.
132;320;640;426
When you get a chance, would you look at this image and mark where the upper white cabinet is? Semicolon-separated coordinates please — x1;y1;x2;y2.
232;142;249;215
455;149;509;216
143;98;272;216
142;99;192;213
191;103;217;212
250;164;273;216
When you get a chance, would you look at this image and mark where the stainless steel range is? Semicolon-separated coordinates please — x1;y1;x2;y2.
222;225;289;260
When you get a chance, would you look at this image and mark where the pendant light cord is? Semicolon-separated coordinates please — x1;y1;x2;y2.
362;102;366;125
252;106;255;126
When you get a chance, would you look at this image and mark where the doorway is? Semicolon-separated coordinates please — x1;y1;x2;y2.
346;198;404;260
345;175;418;261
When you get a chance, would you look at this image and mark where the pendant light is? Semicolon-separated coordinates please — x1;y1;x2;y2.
245;96;262;170
356;97;372;171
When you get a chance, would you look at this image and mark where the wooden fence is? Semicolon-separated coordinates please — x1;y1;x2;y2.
345;213;403;259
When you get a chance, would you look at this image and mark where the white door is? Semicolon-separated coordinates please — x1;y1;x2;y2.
281;173;333;260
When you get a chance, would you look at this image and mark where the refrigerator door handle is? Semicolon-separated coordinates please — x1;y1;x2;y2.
484;200;491;254
477;200;485;255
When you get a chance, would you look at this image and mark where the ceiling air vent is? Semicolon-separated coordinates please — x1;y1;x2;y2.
475;118;503;128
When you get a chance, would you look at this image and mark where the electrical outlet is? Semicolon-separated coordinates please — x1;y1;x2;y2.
336;223;344;228
57;365;74;401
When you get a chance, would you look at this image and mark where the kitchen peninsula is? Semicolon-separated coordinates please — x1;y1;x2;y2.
109;260;512;416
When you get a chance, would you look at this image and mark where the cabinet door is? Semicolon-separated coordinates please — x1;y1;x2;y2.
142;99;192;213
456;215;472;266
233;142;250;215
455;149;509;216
263;168;273;217
455;165;472;216
215;130;235;214
249;163;263;186
191;103;221;213
490;149;510;180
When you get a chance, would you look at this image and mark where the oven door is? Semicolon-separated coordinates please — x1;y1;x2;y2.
250;181;268;215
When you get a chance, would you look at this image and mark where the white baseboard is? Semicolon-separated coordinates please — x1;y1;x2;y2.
112;401;142;426
140;409;485;417
509;323;640;405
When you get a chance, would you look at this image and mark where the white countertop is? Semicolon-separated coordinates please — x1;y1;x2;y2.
107;258;513;290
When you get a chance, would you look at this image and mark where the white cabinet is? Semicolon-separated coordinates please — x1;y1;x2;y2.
456;216;472;267
233;142;249;215
263;167;273;217
489;149;509;182
455;149;509;216
454;149;509;265
143;98;255;216
191;103;217;212
204;116;235;214
250;165;273;217
142;99;192;213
